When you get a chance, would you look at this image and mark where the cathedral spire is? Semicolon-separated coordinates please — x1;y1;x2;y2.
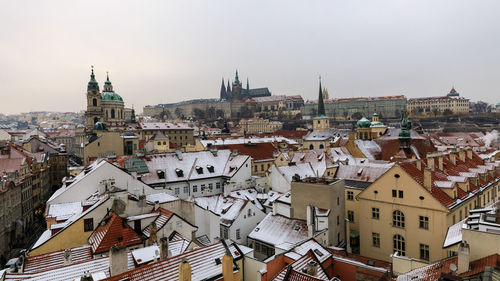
246;78;249;91
317;76;325;117
220;77;227;100
235;70;240;84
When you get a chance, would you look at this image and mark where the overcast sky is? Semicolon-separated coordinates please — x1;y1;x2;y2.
1;0;499;114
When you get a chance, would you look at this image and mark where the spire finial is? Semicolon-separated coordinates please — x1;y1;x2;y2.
106;71;109;81
317;75;325;117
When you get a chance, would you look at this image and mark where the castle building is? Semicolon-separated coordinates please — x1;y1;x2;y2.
84;67;127;131
219;70;271;101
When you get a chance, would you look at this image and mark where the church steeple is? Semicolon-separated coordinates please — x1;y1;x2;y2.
246;78;249;91
87;65;99;91
220;77;227;100
103;71;113;92
234;70;240;85
317;76;325;117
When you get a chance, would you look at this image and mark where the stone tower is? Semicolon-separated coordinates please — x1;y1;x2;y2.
231;70;242;99
85;66;102;131
313;76;329;131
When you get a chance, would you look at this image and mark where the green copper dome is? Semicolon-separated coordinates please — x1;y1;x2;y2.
93;121;107;131
357;117;371;128
101;92;123;102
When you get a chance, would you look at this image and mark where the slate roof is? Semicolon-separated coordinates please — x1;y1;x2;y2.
88;212;143;254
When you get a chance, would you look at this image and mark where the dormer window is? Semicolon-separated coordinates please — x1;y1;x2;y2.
156;170;165;179
207;165;215;173
175;168;184;177
196;166;203;174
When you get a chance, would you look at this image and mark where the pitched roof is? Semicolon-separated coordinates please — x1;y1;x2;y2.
23;245;93;273
142;208;174;238
103;241;242;281
88;212;142;254
215;142;276;161
249;213;309;250
273;251;330;281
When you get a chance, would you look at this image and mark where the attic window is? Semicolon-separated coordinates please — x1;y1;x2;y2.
175;168;184;177
313;249;324;257
367;260;375;266
285;193;291;198
357;168;363;176
294;225;301;231
196;166;203;174
207;165;215;173
254;227;260;232
157;170;165;179
419;196;424;200
229;166;236;172
394;174;400;178
215;258;221;265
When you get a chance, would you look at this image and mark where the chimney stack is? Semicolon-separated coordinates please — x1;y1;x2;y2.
466;149;473;160
178;259;192;281
438;156;443;171
305;261;318;276
147;222;158;246
416;159;422;171
109;245;128;276
459;150;466;162
64;249;72;265
80;271;94;281
427;157;435;171
450;152;456;165
457;241;470;275
138;194;146;208
424;168;432;191
222;254;234;281
160;237;170;259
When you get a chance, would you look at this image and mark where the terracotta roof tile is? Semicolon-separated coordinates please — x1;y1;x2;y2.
88;212;142;254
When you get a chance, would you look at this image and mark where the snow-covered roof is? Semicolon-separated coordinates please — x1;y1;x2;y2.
145;192;179;204
200;137;298;147
195;195;250;226
46;201;83;219
354;140;381;160
443;218;467;248
248;213;309;247
292;239;332;263
131;245;160;265
273;163;316;184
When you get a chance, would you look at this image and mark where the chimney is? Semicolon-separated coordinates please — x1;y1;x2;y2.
450;152;457;165
427;157;435;171
424;168;432;191
147;222;158;246
63;249;72;265
459;150;466;162
154;200;160;210
178;259;192;281
306;205;314;238
160;237;170;259
109;245;128;276
80;271;94;281
466;149;473;160
138;194;146;208
272;202;277;216
457;241;470;275
438;156;443;171
222;254;234;281
416;159;422;171
305;261;318;276
348;132;355;141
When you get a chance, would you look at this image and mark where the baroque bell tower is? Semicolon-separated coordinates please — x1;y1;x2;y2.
85;66;103;131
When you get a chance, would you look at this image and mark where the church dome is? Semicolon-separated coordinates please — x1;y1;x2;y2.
357;117;371;128
93;121;107;131
101;91;123;102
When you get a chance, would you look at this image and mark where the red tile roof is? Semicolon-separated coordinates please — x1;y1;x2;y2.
88;212;142;254
215;142;276;161
23;245;93;273
143;208;174;238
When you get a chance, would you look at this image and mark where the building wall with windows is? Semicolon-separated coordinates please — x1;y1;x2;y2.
303;95;407;119
407;96;470;116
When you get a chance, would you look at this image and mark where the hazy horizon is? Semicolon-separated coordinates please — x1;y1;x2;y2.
1;0;499;115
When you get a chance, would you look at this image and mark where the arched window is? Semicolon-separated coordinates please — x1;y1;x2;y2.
111;109;115;119
93;117;98;124
105;110;108;118
92;98;97;106
393;210;405;228
309;144;314;150
393;234;405;256
319;144;324;149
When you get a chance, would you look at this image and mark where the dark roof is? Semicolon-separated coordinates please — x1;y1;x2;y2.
343;180;372;190
243;87;271;98
215;142;276;161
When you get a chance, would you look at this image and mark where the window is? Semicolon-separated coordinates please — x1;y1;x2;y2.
347;191;354;201
216;182;221;189
261;164;264;171
84;218;94;232
193;185;198;193
111;109;115;118
392;190;397;197
393;210;405;228
420;244;430;261
236;229;241;240
92;98;97;106
174;187;180;195
372;208;380;220
348;210;354;222
398;190;404;198
309;144;314;150
220;226;228;239
208;183;213;190
201;184;206;191
183;186;189;194
419;216;429;229
254;165;258;172
337;197;339;205
337;216;339;225
372;233;380;247
393;234;406;256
